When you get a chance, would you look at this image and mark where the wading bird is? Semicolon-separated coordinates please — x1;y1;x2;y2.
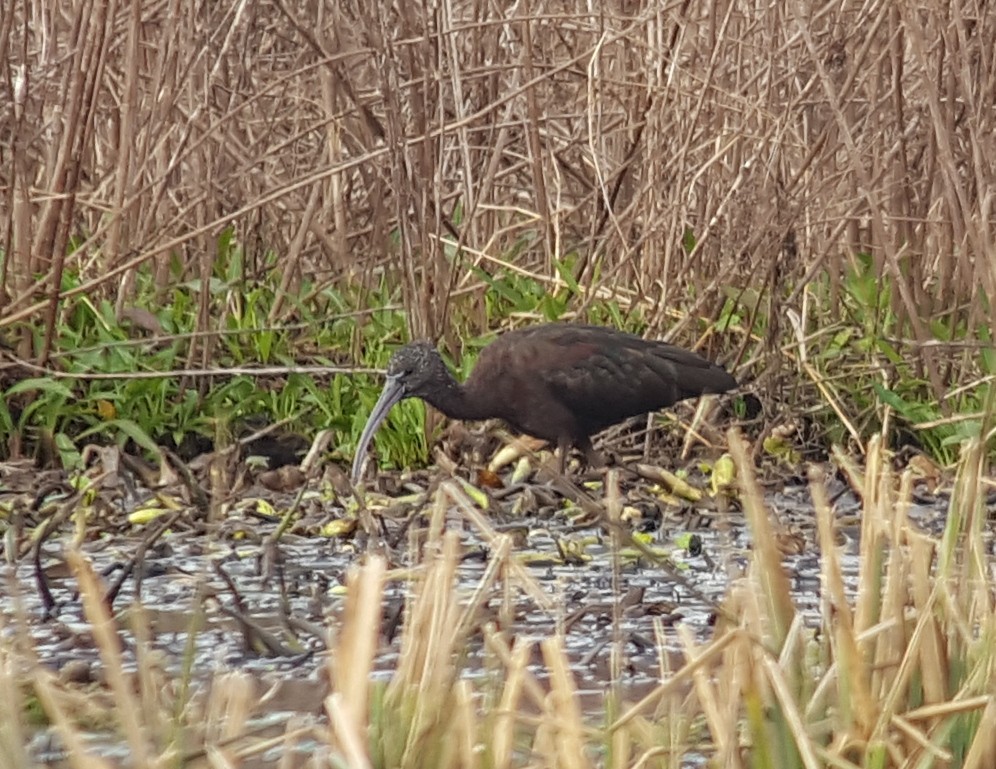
351;323;736;483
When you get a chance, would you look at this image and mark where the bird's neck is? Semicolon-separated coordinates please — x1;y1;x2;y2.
423;375;493;421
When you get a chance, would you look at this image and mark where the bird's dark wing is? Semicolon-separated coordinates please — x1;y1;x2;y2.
465;324;735;442
514;326;735;435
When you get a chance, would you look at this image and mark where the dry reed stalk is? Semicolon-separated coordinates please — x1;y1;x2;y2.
387;530;465;766
204;672;256;748
482;628;555;732
758;640;822;769
819;435;992;764
107;0;142;319
676;621;737;768
906;533;946;708
326;693;373;769
488;634;533;769
327;553;385;766
410;529;462;656
939;437;990;590
539;635;593;769
728;429;795;646
440;479;556;611
0;0;992;429
30;667;116;769
67;549;155;766
445;679;480;769
128;603;169;752
0;612;31;769
610;627;740;732
963;694;996;769
810;464;873;737
649;615;694;756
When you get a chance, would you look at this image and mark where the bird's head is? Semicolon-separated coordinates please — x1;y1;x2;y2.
383;341;450;400
351;341;450;484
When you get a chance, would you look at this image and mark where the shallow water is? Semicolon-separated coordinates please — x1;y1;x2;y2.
1;467;959;768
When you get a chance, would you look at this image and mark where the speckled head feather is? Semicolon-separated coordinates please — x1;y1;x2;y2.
384;341;451;399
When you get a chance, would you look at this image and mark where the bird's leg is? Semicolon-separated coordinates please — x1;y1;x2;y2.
548;437;602;478
556;437;571;475
578;436;605;470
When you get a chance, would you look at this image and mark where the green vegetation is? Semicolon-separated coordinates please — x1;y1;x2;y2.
2;245;739;473
2;240;415;470
5;236;991;472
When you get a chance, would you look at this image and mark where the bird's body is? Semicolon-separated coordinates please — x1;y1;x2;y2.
351;323;737;483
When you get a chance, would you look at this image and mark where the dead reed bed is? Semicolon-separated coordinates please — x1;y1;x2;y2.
2;1;993;384
1;432;993;767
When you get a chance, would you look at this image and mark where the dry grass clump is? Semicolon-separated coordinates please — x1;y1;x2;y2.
2;1;994;393
1;431;993;768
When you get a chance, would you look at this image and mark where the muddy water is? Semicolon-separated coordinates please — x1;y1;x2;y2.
2;474;954;767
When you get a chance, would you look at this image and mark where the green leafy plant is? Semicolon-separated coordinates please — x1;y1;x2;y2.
795;253;993;463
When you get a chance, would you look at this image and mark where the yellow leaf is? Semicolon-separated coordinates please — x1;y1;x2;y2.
655;469;702;502
710;453;737;495
322;519;358;538
510;456;533;485
457;477;489;510
128;507;166;526
763;435;801;465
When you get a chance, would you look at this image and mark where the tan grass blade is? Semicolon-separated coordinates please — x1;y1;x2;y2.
326;555;386;767
488;635;533;769
811;465;874;736
539;636;593;769
0;612;30;769
677;621;739;768
444;679;480;769
30;668;116;769
326;694;373;769
439;480;556;611
957;693;996;769
66;549;154;767
728;429;795;647
204;672;255;750
128;603;168;750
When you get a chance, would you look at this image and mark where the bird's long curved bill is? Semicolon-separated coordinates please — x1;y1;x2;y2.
351;375;405;485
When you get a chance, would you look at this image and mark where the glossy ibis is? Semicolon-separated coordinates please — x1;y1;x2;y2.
351;323;737;483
